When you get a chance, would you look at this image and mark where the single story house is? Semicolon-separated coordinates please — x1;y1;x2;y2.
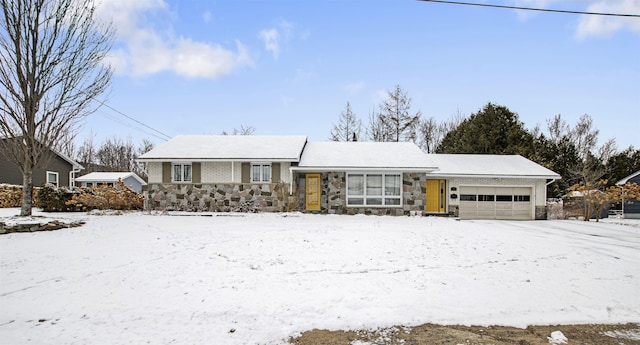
290;141;437;216
424;154;560;220
137;135;308;211
75;172;147;193
137;135;560;219
616;170;640;219
0;138;83;188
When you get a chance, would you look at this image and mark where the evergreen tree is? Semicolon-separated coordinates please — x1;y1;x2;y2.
436;102;534;156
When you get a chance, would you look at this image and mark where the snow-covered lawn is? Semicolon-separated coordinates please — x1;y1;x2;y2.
1;209;639;345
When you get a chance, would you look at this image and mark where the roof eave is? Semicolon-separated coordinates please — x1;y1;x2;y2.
292;166;438;172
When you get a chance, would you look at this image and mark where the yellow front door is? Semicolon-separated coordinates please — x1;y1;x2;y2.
426;179;446;213
305;173;321;211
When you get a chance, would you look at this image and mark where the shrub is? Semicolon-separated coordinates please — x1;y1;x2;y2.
66;179;143;211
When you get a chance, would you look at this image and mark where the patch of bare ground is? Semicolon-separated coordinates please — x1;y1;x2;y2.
289;323;640;345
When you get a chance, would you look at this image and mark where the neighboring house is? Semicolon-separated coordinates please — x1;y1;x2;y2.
0;139;83;188
137;135;560;219
137;135;308;211
75;172;147;193
290;141;437;216
616;170;640;219
422;154;560;220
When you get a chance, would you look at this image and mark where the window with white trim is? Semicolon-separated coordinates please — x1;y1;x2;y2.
172;163;192;182
251;163;271;182
46;171;59;187
347;173;402;206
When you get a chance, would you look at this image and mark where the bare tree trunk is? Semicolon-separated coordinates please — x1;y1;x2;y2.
20;163;33;216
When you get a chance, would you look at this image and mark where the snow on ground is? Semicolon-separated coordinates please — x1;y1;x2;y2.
1;209;639;345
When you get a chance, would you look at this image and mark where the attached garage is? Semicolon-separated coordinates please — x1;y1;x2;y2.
425;154;560;220
459;186;532;220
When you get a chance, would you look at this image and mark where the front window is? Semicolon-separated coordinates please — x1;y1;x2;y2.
46;171;59;187
347;173;402;207
251;163;271;182
172;163;192;182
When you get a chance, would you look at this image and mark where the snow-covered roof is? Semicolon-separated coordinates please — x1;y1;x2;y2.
137;135;308;162
294;141;437;171
425;154;560;179
76;172;147;185
616;170;640;185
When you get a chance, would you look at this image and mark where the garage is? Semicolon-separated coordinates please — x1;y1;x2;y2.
459;186;533;220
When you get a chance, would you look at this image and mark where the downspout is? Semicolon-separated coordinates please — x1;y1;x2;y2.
69;165;82;188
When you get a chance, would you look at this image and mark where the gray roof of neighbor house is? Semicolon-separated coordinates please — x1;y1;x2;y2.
137;135;308;162
75;172;147;185
425;154;560;179
616;170;640;185
294;141;437;172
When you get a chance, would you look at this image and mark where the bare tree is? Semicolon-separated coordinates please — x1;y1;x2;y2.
418;117;439;153
0;0;113;216
221;125;256;135
418;111;465;153
330;102;361;142
378;85;421;142
366;109;389;142
76;134;98;171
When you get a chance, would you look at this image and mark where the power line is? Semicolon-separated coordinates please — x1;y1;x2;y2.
417;0;640;17
92;98;172;141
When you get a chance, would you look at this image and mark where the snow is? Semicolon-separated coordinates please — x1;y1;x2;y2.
425;154;560;179
75;172;146;185
296;142;435;171
137;135;308;161
547;330;568;344
1;209;639;345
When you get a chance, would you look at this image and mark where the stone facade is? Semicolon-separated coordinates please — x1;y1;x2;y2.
294;172;426;216
145;183;291;212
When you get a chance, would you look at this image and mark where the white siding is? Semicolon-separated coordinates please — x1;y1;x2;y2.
201;162;234;183
149;161;293;184
147;162;162;184
279;162;292;183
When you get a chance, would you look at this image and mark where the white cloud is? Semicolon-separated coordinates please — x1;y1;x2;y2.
343;81;365;95
576;0;640;38
259;20;295;59
259;28;281;59
202;10;213;23
97;0;252;79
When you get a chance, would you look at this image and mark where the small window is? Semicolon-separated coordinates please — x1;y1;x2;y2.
515;195;531;202
172;163;192;182
46;171;59;187
496;195;512;202
478;194;495;202
460;194;476;201
251;163;271;182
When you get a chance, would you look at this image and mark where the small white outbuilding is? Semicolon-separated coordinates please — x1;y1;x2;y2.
75;172;147;193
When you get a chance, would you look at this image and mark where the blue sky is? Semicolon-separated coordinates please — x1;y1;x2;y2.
88;0;640;150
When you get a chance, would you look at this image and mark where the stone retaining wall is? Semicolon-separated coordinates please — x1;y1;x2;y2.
0;220;84;235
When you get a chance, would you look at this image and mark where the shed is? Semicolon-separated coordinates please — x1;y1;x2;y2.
76;172;147;193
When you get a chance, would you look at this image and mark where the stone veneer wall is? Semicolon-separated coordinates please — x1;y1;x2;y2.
145;183;290;212
295;172;426;216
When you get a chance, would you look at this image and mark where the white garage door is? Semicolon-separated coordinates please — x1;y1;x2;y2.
459;186;532;220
